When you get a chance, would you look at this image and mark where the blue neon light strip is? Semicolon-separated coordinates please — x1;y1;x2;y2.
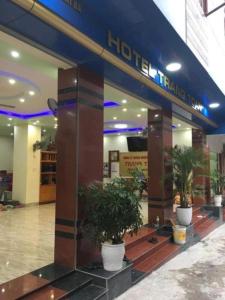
104;127;143;134
0;100;119;120
0;109;53;119
104;101;120;107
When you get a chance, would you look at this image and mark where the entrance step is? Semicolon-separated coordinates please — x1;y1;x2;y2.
125;226;157;250
192;210;212;228
68;284;107;300
134;243;180;277
195;216;219;239
21;271;107;300
126;235;170;266
130;207;222;285
0;263;73;300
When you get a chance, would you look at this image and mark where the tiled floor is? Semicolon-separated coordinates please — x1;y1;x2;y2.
117;223;225;300
0;204;55;284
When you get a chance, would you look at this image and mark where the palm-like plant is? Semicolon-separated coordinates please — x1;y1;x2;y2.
167;146;205;208
210;169;225;195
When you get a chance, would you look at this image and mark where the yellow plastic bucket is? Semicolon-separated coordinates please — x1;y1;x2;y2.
173;225;186;245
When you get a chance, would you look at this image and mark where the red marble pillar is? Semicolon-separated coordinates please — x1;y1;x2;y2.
192;129;210;205
148;109;173;225
54;66;103;269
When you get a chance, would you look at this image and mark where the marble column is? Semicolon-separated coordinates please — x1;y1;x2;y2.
12;125;41;205
148;109;173;225
55;65;103;269
192;129;210;205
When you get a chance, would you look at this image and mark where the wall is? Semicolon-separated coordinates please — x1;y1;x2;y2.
153;0;186;41
153;0;225;95
207;134;225;153
104;130;192;162
173;129;192;147
0;136;13;172
13;125;41;204
104;135;128;162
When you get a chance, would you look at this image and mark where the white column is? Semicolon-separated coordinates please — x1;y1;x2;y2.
12;125;41;204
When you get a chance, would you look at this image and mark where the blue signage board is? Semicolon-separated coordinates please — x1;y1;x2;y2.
36;0;209;119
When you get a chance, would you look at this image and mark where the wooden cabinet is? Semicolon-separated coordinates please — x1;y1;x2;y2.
40;151;56;204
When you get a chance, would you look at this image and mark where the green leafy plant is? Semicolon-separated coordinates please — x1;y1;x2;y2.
129;167;148;197
210;169;225;195
166;146;205;208
80;177;143;245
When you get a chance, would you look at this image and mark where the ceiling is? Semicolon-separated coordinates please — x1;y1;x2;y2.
0;30;70;114
0;30;196;137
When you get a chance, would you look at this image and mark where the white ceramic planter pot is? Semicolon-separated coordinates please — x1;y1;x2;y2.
101;242;125;271
176;206;192;226
214;195;222;207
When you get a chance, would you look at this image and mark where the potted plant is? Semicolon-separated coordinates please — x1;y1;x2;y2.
80;177;143;271
167;146;205;226
210;169;225;206
129;167;148;197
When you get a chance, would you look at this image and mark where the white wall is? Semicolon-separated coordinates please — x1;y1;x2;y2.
173;129;192;147
153;0;186;40
207;134;225;153
153;0;225;95
13;125;41;204
104;135;128;162
0;136;13;172
104;131;192;162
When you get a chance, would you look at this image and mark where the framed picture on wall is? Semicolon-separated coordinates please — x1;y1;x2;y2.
109;150;119;162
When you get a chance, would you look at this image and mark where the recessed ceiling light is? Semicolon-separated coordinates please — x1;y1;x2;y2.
114;123;128;129
122;108;127;112
177;123;181;127
138;131;142;134
113;116;117;120
54;117;57;121
8;118;12;121
10;133;14;136
141;108;147;112
19;98;25;103
122;99;127;104
166;62;182;72
42;129;46;133
137;114;141;118
186;127;191;130
154;114;159;118
8;78;16;85
7;124;11;127
209;103;220;109
10;50;20;58
29;90;35;96
36;120;40;123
